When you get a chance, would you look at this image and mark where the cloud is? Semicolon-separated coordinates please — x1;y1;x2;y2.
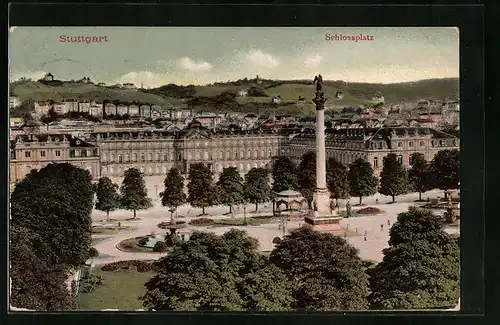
241;49;279;68
178;57;213;72
10;70;47;81
117;71;169;88
305;54;323;67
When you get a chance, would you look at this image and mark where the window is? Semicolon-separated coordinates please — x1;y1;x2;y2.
431;140;435;147
118;155;123;163
40;151;45;157
148;153;152;161
125;154;130;162
397;142;403;148
55;150;61;157
378;142;383;149
75;150;81;157
133;153;138;162
24;151;31;158
409;155;413;166
420;141;424;147
409;141;413;147
110;154;115;162
204;152;209;160
103;153;107;162
373;157;378;168
141;155;145;162
164;154;168;161
397;155;403;164
156;153;160;161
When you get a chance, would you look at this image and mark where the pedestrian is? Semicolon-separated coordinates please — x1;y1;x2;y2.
387;220;390;226
364;235;367;241
376;198;379;204
118;221;121;227
380;224;384;231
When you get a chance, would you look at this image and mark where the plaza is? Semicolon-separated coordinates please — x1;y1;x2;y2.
89;176;459;266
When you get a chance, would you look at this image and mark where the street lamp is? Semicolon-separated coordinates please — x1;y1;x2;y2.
155;185;159;199
243;205;247;226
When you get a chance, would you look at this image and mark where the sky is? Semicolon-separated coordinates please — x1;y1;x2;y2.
9;27;459;87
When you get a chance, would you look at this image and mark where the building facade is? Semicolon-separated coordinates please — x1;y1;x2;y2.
288;126;459;174
10;134;100;183
9;123;459;184
92;121;288;179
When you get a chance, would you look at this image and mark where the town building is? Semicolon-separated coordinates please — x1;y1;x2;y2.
34;101;51;116
123;83;137;90
238;90;248;97
64;100;79;112
105;103;117;115
91;121;287;178
78;101;90;113
288;126;459;174
53;102;68;115
10;134;100;183
43;73;54;81
97;82;106;87
9;122;459;185
9;96;21;109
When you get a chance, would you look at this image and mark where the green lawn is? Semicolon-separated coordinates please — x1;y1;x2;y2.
78;268;155;311
214;216;274;226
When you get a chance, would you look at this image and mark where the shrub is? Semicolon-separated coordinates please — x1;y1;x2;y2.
88;247;99;258
153;241;168;252
101;260;161;273
189;218;215;226
357;207;382;214
272;237;282;244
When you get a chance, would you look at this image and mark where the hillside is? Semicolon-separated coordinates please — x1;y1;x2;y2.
10;78;459;117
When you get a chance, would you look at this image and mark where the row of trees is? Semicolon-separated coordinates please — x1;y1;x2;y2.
140;207;460;311
95;149;459;219
285;149;459;206
10;163;96;310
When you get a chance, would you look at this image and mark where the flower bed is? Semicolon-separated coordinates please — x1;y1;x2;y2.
189;218;215;226
101;260;160;273
356;207;382;215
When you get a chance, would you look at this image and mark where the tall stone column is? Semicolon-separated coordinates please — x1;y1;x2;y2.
312;92;332;216
305;87;341;231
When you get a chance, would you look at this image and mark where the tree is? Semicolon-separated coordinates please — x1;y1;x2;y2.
408;153;433;201
429;149;460;193
217;167;245;214
10;163;94;269
326;157;350;204
270;227;369;311
297;151;316;207
95;176;120;221
368;207;459;309
379;154;411;203
187;163;218;215
141;229;293;311
272;156;298;193
244;168;271;212
348;158;378;205
10;226;77;311
160;167;187;219
120;168;153;219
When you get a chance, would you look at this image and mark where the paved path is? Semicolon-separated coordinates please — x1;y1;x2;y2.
90;189;458;264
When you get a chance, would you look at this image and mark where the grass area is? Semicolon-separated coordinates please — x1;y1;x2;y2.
91;237;111;245
214;216;274;226
259;251;272;257
78;268;155;311
116;237;154;253
92;226;136;234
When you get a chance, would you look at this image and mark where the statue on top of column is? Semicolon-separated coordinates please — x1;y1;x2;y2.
313;74;324;93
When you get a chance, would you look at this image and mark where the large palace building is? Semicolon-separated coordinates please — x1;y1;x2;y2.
9;121;459;184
